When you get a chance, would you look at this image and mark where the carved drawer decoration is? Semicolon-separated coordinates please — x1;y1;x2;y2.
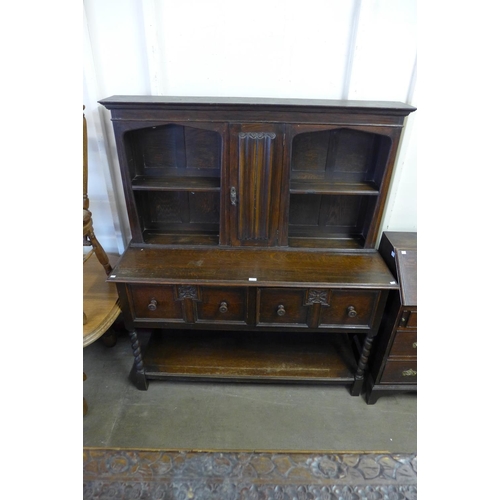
256;288;381;330
128;284;249;326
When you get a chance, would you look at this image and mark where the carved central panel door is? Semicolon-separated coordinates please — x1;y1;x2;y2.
229;124;284;246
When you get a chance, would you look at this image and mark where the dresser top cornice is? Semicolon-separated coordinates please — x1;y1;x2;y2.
99;95;416;118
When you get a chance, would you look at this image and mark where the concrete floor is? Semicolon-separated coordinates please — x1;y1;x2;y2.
83;332;417;452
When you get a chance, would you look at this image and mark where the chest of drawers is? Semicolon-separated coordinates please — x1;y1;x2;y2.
99;96;415;398
365;232;417;404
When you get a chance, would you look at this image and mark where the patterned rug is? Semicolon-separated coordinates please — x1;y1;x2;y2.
83;448;417;499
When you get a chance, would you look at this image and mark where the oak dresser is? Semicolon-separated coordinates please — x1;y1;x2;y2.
99;96;416;398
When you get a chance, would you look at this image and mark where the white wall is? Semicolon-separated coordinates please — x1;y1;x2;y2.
83;0;417;253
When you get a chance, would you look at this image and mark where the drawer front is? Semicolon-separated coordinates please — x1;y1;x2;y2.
257;288;309;326
129;285;184;321
399;309;417;329
196;287;248;324
379;360;417;384
390;331;417;357
319;290;381;329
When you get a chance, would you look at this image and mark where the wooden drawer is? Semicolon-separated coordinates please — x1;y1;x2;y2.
319;290;381;329
129;285;248;325
195;287;248;325
129;285;184;321
379;360;417;384
257;288;309;327
390;330;417;357
256;288;382;329
399;309;417;329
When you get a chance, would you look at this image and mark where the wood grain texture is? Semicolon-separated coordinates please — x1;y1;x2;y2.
108;247;399;289
97;99;416;395
101;98;415;249
83;251;121;347
142;330;357;381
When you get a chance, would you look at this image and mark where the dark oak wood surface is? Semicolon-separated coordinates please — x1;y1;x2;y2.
366;232;417;404
98;97;415;396
144;330;357;382
99;95;416;115
108;247;399;289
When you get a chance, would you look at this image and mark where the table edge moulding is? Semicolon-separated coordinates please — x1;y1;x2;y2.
99;96;416;400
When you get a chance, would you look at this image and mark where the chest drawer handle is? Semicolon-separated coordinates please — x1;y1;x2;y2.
148;299;158;311
219;301;228;313
413;342;417;349
277;304;286;316
347;305;357;318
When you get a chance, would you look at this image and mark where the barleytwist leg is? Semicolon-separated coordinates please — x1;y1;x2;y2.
351;335;374;396
129;329;148;390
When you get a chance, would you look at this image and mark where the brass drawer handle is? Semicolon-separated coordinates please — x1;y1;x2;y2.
230;187;237;206
347;305;357;318
402;369;417;377
147;298;158;311
277;304;286;316
412;342;417;349
219;301;228;313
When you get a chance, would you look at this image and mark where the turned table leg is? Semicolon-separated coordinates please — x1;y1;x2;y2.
351;335;374;396
128;329;149;390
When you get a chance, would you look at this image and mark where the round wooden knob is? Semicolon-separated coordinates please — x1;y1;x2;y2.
219;301;228;313
148;299;158;311
277;304;286;316
347;305;357;318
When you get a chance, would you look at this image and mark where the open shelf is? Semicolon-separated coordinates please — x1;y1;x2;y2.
135;190;220;244
124;124;222;176
288;235;366;250
288;127;391;248
290;180;379;195
132;176;220;191
124;123;223;244
142;231;220;246
288;194;376;244
143;330;358;382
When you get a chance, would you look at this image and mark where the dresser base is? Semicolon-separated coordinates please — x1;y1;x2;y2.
127;328;369;393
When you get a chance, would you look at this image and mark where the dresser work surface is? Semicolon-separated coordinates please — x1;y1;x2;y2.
100;96;415;399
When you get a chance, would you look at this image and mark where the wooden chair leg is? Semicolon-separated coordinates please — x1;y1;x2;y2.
87;229;112;275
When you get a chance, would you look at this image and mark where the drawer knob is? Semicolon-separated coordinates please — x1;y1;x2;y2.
219;301;228;313
277;304;286;316
347;305;357;318
147;299;158;311
402;368;417;377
